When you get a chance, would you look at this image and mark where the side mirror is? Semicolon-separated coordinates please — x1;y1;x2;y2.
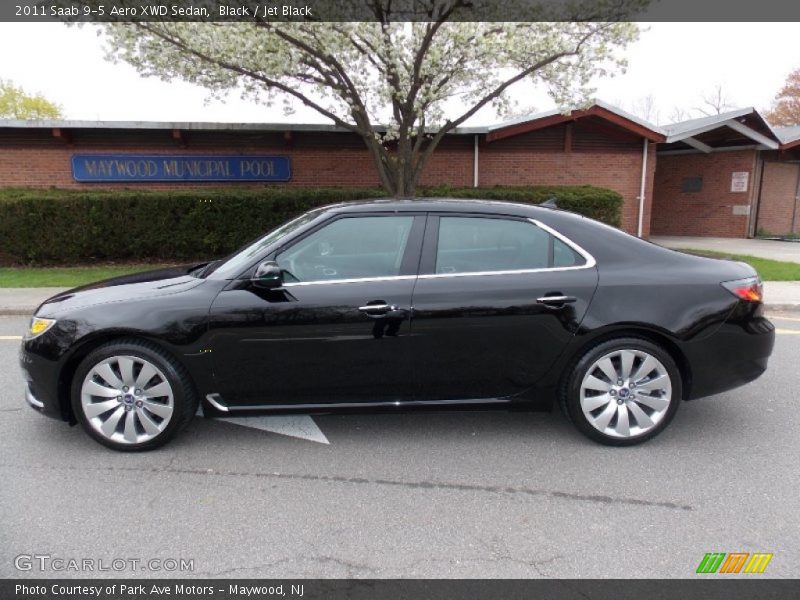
251;260;283;289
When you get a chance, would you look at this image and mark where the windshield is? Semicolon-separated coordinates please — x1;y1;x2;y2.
207;209;326;279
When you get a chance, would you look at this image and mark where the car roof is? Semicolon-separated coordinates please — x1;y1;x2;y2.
323;197;549;217
322;197;686;267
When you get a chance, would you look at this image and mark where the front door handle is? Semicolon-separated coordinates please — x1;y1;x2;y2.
358;303;393;315
536;294;577;307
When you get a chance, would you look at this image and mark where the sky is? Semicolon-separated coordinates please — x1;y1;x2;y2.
0;22;798;126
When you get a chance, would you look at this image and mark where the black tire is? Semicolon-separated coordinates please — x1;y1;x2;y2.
71;338;197;451
559;337;682;446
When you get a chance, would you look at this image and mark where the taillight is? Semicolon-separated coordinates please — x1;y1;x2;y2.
721;277;763;303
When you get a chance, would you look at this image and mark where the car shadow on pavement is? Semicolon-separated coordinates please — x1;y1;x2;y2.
8;391;756;461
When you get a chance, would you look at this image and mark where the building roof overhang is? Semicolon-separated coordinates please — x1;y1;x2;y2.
0;100;665;142
3;102;798;152
660;108;781;152
485;100;665;143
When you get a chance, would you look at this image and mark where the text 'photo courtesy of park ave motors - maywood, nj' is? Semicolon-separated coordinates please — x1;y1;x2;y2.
15;583;303;597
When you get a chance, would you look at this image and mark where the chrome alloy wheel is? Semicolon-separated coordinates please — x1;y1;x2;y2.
579;349;672;438
80;355;175;445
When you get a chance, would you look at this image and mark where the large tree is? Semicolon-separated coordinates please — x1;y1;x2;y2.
98;1;642;196
766;67;800;127
0;79;62;119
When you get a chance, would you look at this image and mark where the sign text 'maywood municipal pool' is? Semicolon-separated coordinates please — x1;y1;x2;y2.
71;154;292;183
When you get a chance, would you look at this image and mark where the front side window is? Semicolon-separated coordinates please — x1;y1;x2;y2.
209;209;325;279
276;216;414;283
435;216;585;274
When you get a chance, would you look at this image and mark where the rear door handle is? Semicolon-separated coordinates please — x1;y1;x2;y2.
536;295;577;306
358;302;409;319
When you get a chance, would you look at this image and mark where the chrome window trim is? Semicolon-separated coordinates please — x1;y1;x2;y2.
277;217;596;286
282;275;417;287
530;218;597;269
416;265;587;280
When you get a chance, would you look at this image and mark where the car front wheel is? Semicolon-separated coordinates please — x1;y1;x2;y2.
71;339;197;451
561;337;681;446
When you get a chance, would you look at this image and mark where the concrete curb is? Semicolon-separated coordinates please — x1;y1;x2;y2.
1;309;41;316
764;303;800;312
0;288;68;317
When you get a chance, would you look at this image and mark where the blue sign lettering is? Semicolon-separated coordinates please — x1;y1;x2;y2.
71;154;292;183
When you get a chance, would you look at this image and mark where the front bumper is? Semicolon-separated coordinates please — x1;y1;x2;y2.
19;344;67;421
25;382;45;412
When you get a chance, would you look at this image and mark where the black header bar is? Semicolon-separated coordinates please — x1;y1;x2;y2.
2;0;800;23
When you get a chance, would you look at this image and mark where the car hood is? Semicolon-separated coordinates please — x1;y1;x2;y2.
36;264;207;317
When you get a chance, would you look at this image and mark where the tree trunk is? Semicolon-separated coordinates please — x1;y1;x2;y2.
361;132;435;198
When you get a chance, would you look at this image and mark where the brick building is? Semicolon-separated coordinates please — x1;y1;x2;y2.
650;109;800;238
0;101;662;237
1;101;799;238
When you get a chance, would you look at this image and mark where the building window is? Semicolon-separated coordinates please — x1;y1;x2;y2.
681;176;703;193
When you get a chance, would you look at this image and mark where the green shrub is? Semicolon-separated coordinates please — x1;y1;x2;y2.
0;185;622;265
755;227;773;238
419;185;622;227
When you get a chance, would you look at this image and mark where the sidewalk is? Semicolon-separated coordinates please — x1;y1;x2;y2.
763;282;800;310
652;236;800;263
2;282;799;316
0;288;67;316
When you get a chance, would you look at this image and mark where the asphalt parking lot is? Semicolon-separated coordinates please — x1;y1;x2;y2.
1;314;799;579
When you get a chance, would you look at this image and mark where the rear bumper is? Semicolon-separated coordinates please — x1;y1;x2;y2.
682;314;775;400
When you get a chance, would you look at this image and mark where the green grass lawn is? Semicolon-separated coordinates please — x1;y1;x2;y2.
0;264;173;287
680;249;800;281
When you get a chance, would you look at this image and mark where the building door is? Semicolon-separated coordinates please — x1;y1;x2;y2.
755;161;800;237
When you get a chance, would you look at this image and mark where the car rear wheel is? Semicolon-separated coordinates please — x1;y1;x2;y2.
71;339;197;451
560;337;681;446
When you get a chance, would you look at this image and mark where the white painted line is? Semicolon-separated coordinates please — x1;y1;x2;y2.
776;329;800;335
0;335;22;340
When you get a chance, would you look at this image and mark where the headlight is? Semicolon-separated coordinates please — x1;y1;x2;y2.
27;317;56;339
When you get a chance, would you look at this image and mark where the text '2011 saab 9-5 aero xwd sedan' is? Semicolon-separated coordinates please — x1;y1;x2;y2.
20;199;775;451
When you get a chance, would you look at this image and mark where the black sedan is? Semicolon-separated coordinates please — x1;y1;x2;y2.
20;199;775;451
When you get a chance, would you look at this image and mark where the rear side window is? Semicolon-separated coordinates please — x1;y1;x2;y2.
553;236;584;267
435;216;585;274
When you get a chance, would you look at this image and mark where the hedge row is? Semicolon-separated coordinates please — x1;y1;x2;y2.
421;185;623;226
0;185;622;265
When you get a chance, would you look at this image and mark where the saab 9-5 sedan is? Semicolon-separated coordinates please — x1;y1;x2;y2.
20;199;775;450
